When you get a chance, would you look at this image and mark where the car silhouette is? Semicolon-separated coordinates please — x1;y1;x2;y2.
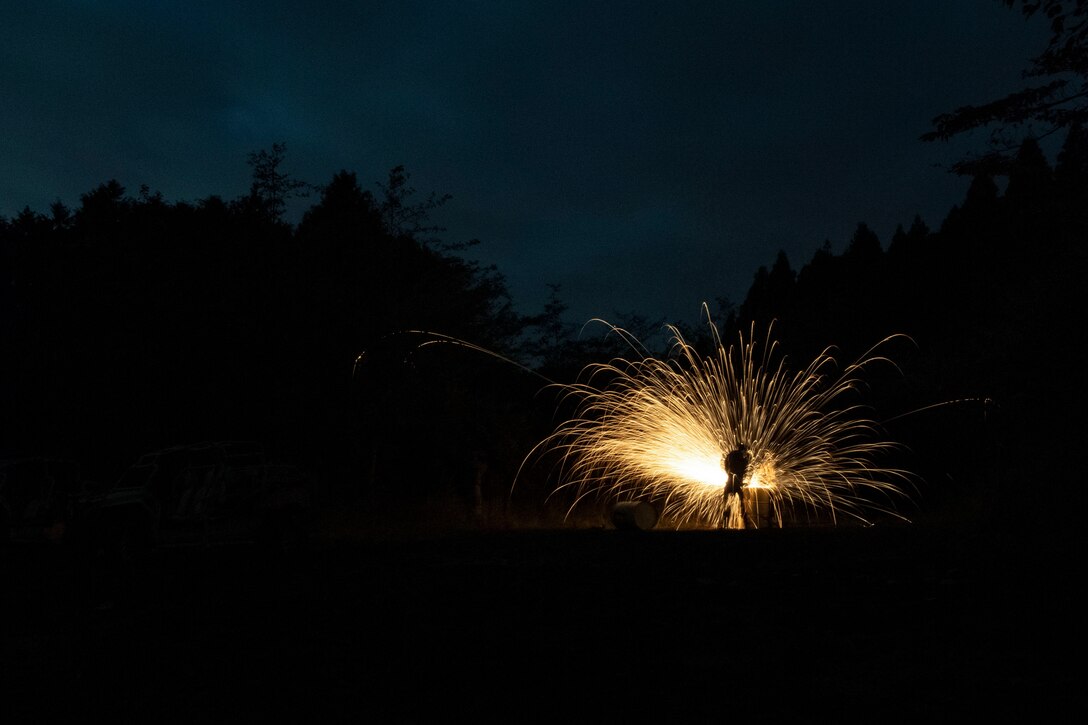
70;441;312;557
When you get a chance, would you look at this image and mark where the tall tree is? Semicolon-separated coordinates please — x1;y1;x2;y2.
888;214;930;257
246;142;311;224
738;249;795;329
844;222;883;263
1055;120;1088;191
922;0;1088;173
376;164;454;247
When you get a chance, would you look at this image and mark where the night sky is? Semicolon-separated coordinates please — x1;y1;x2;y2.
1;1;1051;326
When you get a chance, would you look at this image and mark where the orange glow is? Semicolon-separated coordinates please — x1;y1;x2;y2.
520;317;913;529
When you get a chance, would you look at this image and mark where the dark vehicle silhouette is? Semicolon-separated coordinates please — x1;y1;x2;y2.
71;442;311;557
0;457;89;546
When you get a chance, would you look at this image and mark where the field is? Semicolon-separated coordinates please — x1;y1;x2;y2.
2;514;1075;721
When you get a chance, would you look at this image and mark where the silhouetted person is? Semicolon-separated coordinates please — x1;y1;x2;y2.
722;444;751;529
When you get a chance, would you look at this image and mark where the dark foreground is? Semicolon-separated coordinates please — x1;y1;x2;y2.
2;521;1074;721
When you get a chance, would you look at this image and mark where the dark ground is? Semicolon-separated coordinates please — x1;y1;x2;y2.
2;513;1078;722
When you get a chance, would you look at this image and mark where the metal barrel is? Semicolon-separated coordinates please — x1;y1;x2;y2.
611;500;659;530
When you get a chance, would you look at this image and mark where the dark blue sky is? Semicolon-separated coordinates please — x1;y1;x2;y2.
2;1;1051;327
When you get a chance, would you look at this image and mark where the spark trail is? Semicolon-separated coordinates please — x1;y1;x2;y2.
521;319;915;529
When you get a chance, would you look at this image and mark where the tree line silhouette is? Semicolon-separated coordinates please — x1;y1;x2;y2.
720;127;1085;524
6;0;1088;526
3;126;1083;525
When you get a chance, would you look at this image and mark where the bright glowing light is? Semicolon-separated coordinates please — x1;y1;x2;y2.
520;318;914;529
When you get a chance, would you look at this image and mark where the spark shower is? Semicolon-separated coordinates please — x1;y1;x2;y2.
521;320;915;529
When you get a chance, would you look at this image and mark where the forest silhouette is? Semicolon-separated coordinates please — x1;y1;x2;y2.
3;6;1085;722
6;0;1088;528
4;123;1084;530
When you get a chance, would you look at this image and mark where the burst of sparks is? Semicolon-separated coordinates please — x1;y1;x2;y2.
522;319;915;529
